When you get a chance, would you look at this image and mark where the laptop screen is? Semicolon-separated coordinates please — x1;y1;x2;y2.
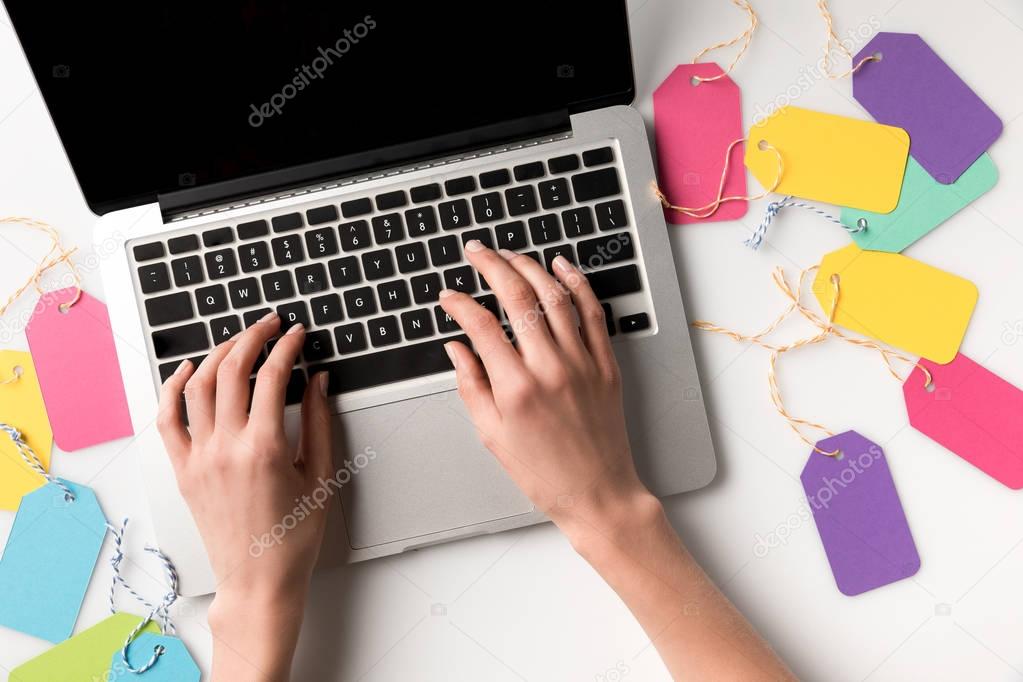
5;1;635;214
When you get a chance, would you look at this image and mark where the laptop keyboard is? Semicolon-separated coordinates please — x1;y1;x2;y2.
132;144;654;403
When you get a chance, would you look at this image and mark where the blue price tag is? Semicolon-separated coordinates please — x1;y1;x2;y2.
111;633;201;681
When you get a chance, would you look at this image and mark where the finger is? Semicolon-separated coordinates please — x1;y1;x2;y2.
502;249;584;355
463;240;556;356
215;311;281;428
552;256;619;380
157;359;195;469
183;339;237;443
439;290;525;385
445;340;500;427
250;323;306;431
300;372;334;482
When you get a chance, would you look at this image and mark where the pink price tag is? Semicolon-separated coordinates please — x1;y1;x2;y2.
904;354;1023;489
25;289;134;451
653;63;747;224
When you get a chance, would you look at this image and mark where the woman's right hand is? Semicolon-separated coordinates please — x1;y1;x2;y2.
439;240;657;542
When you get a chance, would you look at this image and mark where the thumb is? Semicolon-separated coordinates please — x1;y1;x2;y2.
300;371;335;481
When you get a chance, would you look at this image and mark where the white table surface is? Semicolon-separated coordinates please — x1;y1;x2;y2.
2;1;1022;679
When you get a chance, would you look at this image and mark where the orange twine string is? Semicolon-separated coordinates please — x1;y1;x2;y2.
691;0;759;84
0;217;82;316
817;0;879;79
693;266;932;457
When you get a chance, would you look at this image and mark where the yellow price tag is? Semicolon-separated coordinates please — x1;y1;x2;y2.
813;244;978;363
746;106;910;213
0;351;52;510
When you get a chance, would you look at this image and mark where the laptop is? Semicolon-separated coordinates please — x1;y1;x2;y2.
6;0;717;596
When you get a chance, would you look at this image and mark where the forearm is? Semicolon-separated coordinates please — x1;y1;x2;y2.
561;491;795;681
208;587;308;682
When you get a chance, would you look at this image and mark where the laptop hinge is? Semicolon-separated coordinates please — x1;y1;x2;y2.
157;109;571;221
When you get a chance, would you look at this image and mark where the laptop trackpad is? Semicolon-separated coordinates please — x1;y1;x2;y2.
335;391;534;549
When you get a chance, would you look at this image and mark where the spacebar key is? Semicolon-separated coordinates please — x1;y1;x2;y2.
310;335;469;395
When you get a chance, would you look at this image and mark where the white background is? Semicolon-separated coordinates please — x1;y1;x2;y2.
2;0;1022;679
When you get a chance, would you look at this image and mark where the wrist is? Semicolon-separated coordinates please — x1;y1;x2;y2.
554;483;666;558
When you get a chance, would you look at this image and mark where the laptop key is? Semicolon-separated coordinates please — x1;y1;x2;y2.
311;335;468;396
237;220;270;240
272;213;303;233
295;263;329;295
439;199;471;230
479;169;511;189
445;176;476;196
277;301;311;332
368;315;401;348
361;249;395;280
596;199;628;231
583;147;615;167
306;227;339;258
133;242;164;262
334;323;368;354
505;186;538;216
396;242;429;273
271;236;304;266
243;308;272;328
410;183;442;203
145;292;193;327
620;312;650;333
138;263;170;294
152;322;209;359
562;207;595;238
471;193;505;223
341;197;373;218
171;256;204;287
228;278;262;309
514;161;545;181
210;315;242;345
539;178;571;209
601;303;616;337
543;244;576;273
377;280;411;311
339;220;372;251
428;235;461;267
311;294;343;325
434;306;461;333
371;213;405;244
303;330;335;362
460;227;494;250
401;308;434;340
202;227;234;247
548;154;580;174
577;233;635;268
376;190;408;211
306;205;339;226
528;214;562;245
344;286;377;318
205;249;238;279
411;272;442;304
495;221;527;251
444;266;477;294
572;167;621;202
261;271;295;302
196;284;228;316
168;235;200;254
405;206;439;237
328;256;361;287
475;294;500;319
587;264;641;299
285;369;307;405
239;242;272;272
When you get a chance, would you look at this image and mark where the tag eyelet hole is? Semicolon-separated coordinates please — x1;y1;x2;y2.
872;51;883;61
690;75;701;87
11;366;23;378
757;139;770;152
154;644;166;656
925;382;936;393
58;303;70;315
834;451;844;460
856;218;869;230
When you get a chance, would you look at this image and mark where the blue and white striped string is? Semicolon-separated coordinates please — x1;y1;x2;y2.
106;518;180;674
0;422;75;502
745;195;864;250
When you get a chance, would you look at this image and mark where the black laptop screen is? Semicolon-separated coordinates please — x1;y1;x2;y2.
4;1;635;214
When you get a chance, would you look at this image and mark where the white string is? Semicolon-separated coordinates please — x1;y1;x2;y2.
745;195;865;250
0;423;74;502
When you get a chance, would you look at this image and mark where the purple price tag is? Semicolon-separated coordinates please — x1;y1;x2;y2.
801;430;920;596
853;32;1001;184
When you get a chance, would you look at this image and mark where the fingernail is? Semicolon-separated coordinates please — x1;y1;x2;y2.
552;255;574;274
438;288;456;299
317;372;328;397
498;249;517;261
174;359;192;375
286;323;305;335
465;239;485;252
260;311;278;323
444;343;459;369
